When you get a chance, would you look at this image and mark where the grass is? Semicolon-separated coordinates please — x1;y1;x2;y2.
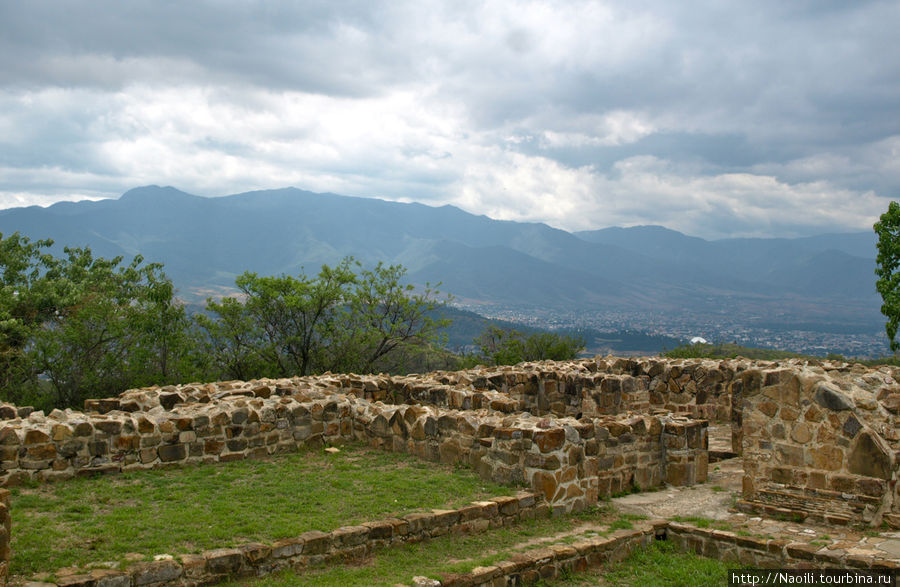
670;516;732;531
9;443;514;576
223;506;629;586
555;540;730;586
227;523;729;586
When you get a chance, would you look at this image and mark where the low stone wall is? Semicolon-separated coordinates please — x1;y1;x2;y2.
78;356;739;441
31;518;900;587
664;522;900;571
0;389;706;515
39;491;543;587
441;520;900;587
436;525;659;587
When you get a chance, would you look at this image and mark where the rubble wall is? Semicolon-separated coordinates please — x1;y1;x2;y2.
41;491;544;586
0;373;707;516
737;363;900;527
4;355;898;542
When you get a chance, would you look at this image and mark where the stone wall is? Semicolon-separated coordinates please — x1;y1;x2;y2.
664;522;900;571
0;381;706;514
42;491;543;587
32;518;900;587
81;357;738;425
66;356;900;528
738;363;900;527
442;520;900;586
5;356;900;583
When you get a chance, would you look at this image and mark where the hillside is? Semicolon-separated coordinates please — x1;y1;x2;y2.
0;186;881;334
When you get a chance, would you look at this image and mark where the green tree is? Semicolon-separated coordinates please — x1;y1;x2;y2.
875;202;900;352
33;247;197;408
194;295;271;381
0;232;197;409
0;233;58;396
469;326;585;366
328;262;449;374
197;258;448;379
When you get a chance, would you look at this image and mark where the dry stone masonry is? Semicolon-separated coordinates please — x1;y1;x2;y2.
1;356;900;585
0;358;715;514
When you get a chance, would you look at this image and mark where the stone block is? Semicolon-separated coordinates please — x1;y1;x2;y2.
849;431;891;480
206;547;244;575
24;429;50;444
299;530;332;555
94;420;123;435
362;519;395;539
157;443;186;462
131;560;182;585
271;537;304;559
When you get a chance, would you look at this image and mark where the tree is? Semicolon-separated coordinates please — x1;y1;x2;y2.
328;262;449;374
0;232;198;409
0;233;58;397
32;247;197;408
197;258;448;379
875;202;900;352
194;295;271;381
468;326;585;366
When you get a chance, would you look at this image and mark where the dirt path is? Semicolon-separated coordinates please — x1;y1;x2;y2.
614;424;742;520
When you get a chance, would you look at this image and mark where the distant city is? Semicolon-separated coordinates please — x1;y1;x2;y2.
459;305;891;359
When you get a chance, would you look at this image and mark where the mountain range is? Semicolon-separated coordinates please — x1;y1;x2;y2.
0;186;881;334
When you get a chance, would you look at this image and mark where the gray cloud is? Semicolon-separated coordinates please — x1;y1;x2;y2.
0;0;898;238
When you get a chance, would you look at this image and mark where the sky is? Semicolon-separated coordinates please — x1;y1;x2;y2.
1;1;898;239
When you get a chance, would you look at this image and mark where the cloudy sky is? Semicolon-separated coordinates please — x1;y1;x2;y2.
1;1;898;238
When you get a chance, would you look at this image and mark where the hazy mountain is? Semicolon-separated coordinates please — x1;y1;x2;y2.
575;225;876;298
0;186;881;330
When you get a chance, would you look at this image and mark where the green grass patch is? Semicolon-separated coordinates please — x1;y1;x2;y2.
557;540;730;586
670;516;731;531
10;444;514;576
229;526;728;586
223;514;614;586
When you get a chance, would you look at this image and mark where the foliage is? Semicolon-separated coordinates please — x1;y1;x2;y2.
462;325;585;367
663;341;810;361
0;232;198;410
875;201;900;352
197;258;449;379
0;232;57;396
0;233;449;407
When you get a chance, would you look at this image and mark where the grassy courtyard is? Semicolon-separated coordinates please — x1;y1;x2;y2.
9;443;513;576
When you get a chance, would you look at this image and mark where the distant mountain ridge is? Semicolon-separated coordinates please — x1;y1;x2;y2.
0;186;880;329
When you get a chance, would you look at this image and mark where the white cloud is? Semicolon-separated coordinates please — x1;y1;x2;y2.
447;153;889;238
0;0;898;239
0;189;106;209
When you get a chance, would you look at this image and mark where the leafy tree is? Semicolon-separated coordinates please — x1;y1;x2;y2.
0;233;58;396
193;295;271;381
468;326;585;366
197;258;448;379
32;247;197;408
875;201;900;352
329;262;449;374
0;233;196;408
0;233;198;409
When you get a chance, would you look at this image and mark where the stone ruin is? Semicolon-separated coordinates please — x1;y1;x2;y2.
0;355;899;584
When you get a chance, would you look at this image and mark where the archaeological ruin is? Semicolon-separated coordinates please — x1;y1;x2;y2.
1;355;899;585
